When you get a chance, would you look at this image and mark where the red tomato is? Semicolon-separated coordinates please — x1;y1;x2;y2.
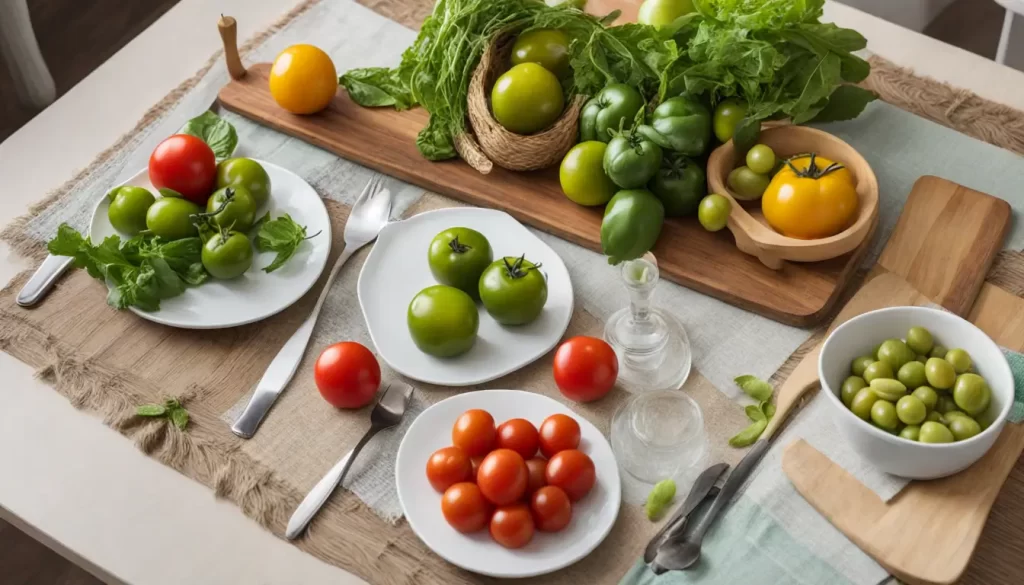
530;485;572;532
470;455;484;479
314;342;381;408
495;418;540;459
489;503;535;549
553;336;618;402
441;482;490;533
545;449;596;501
426;446;472;493
477;448;528;505
452;409;496;457
525;458;547;495
148;134;217;203
538;413;581;458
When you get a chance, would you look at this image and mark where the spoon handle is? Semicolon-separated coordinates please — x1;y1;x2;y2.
689;438;771;542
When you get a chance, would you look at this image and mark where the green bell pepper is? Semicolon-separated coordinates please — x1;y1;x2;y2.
637;95;711;157
600;189;665;265
649;153;706;217
580;84;645;143
604;129;663;189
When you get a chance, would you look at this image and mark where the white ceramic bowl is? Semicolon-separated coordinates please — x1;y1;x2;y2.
819;306;1013;479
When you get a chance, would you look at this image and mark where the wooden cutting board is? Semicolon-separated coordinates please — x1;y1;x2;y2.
781;176;1016;584
217;63;869;326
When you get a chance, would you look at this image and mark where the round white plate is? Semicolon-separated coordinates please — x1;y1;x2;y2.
89;159;331;329
396;390;621;578
357;208;573;386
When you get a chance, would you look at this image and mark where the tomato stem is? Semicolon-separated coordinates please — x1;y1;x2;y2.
502;254;542;279
784;152;845;179
448;235;472;254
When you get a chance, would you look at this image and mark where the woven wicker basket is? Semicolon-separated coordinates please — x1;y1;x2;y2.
460;31;585;174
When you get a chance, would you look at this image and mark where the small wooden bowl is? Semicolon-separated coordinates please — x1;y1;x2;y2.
707;125;879;270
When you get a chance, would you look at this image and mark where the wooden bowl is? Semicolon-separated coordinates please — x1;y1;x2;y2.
707;125;879;270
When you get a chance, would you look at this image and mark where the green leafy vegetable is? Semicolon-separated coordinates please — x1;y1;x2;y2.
179;111;238;161
255;214;319;273
136;398;190;430
645;478;677;520
735;374;773;402
729;375;777;447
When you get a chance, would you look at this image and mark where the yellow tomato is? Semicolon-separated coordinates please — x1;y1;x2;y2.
761;153;859;239
269;44;337;115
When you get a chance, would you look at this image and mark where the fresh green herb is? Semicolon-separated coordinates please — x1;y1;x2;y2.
47;224;207;311
136;398;190;430
255;214;319;273
645;478;677;520
728;418;767;447
744;404;766;421
179;111;238;161
729;375;776;447
735;374;773;402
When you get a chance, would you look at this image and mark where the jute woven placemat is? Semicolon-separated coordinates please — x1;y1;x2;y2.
1;1;1023;584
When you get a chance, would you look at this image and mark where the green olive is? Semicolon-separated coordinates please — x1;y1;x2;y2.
948;416;982;441
945;348;972;374
976;407;998;431
916;354;928;364
851;355;876;378
869;378;907;402
872;343;883;360
952;373;991;416
929;344;948;359
850;388;880;420
899;425;921;441
896;395;927;425
935;395;958;414
906;326;934;355
911;386;938;412
925;357;956;390
877;339;916;371
926;411;943;423
870;400;899;431
841;376;867;407
863;361;894;383
919;421;955;444
941;410;970;425
897;361;927;390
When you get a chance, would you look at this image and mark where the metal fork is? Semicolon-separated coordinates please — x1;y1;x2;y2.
231;175;392;439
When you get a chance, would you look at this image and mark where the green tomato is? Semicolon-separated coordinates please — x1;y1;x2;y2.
952;373;991;416
877;339;915;371
201;230;253;279
851;355;875;377
899;425;921;441
919;421;955;444
146;197;200;240
491;63;564;135
945;348;972;374
896;395;927;425
897;361;927;390
713;98;748;143
427;227;493;298
925;357;956;390
511;29;570;76
216;158;271;209
601;189;665;264
407;285;479;357
648;153;705;217
604;131;662;189
911;386;938;412
871;400;899;431
206;186;257;232
697;194;731;232
948;416;981;441
559;141;617;206
580;84;645;143
850;387;879;420
107;186;156;235
478;256;548;325
726;166;770;200
745;145;776;175
862;360;894;383
906;326;933;355
841;376;867;407
637;0;695;27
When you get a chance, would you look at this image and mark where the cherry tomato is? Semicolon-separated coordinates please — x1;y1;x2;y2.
441;482;490;533
538;414;581;458
530;485;572;532
452;409;497;457
477;448;528;506
545;449;596;501
470;455;484;479
148;134;217;204
553;336;618;402
525;458;547;495
489;503;535;549
495;418;540;459
426;446;472;493
313;342;381;409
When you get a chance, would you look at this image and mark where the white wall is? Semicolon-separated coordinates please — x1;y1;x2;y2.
837;0;958;32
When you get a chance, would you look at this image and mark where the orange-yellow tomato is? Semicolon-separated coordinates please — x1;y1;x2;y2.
761;154;859;240
269;44;337;115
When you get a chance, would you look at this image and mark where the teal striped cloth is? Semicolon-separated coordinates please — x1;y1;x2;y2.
1006;349;1024;423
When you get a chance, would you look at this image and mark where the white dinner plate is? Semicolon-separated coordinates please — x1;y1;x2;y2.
357;208;573;386
89;160;331;329
396;390;621;578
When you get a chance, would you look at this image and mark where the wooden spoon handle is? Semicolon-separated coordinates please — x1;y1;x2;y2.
763;344;821;441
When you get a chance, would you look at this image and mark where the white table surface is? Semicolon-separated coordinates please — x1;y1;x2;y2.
2;1;1024;583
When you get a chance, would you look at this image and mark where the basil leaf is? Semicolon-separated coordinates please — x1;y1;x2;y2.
170;407;190;430
728;418;768;448
745;404;766;422
255;214;317;273
735;375;773;402
809;85;877;123
340;68;414;110
762;401;776;420
179;111;238;161
137;404;167;417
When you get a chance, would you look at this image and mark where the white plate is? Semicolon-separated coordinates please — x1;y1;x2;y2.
396;390;621;578
90;160;331;329
357;208;573;386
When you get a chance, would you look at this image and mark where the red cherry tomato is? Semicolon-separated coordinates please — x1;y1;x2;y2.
314;342;381;408
525;458;547;495
477;448;528;506
553;336;618;402
530;485;572;532
538;413;581;458
441;482;490;533
452;409;497;457
148;134;217;204
495;418;540;459
545;449;596;501
489;503;535;549
470;455;484;480
426;446;472;493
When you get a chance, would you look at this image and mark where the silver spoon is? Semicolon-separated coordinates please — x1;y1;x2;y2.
285;383;412;540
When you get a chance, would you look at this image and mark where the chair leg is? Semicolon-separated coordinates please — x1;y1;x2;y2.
0;0;56;109
997;7;1014;65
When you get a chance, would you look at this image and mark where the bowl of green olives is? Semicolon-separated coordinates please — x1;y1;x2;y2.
819;306;1013;479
